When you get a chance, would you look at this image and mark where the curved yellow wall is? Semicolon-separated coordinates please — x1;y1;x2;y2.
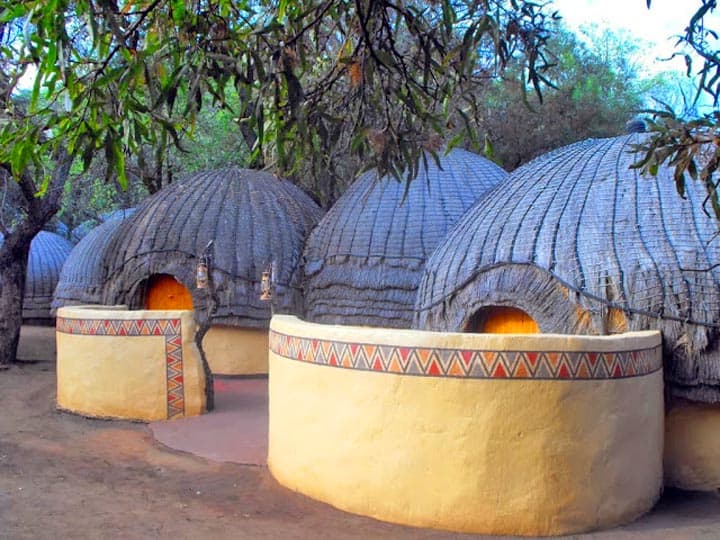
268;316;664;536
56;305;208;421
203;325;268;375
665;400;720;491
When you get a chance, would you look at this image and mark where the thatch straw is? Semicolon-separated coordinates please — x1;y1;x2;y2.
102;168;323;328
52;210;134;310
70;208;134;243
303;148;508;328
415;134;720;403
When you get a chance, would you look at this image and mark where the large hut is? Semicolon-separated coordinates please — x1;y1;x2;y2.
102;167;323;375
52;209;134;309
414;134;720;490
3;231;74;324
303;148;508;328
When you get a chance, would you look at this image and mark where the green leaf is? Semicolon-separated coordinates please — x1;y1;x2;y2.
446;133;464;152
114;141;127;189
277;0;288;22
373;50;395;68
0;4;28;23
483;134;496;161
171;0;186;23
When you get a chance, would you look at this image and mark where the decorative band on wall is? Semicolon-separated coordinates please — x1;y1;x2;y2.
269;331;662;380
56;317;185;418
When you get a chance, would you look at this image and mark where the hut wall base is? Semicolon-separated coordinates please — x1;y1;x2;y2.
665;399;720;491
203;325;268;375
268;316;664;536
56;306;208;421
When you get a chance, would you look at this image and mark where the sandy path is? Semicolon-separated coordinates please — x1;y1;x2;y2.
1;328;719;539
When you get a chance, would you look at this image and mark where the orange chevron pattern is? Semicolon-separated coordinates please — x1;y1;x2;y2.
57;316;185;418
269;331;662;380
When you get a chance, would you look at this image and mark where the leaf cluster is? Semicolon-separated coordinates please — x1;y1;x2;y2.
631;107;720;218
0;0;557;204
638;0;720;221
474;24;659;170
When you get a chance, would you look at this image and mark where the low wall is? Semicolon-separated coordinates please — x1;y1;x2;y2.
56;305;208;421
665;399;720;491
203;325;268;375
268;315;664;537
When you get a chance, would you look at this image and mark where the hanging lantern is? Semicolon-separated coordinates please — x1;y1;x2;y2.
196;259;209;289
260;268;272;301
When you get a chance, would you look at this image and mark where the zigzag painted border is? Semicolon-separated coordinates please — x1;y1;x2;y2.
268;331;662;380
57;317;185;419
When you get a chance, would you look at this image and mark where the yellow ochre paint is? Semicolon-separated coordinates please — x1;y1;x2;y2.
56;306;207;422
665;399;720;491
267;315;664;536
203;325;268;375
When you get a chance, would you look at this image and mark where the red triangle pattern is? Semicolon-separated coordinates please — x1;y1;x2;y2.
57;317;181;337
164;329;185;420
269;330;662;381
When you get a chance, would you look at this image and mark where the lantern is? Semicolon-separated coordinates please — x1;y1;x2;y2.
260;269;272;300
196;259;209;289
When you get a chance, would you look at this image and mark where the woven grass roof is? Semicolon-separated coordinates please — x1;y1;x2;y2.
52;210;134;310
70;208;134;243
2;231;74;321
103;168;323;328
415;134;720;403
303;148;508;328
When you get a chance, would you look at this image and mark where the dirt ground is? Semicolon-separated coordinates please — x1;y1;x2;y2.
2;327;720;540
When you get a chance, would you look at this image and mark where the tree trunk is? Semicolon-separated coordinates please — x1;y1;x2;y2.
0;233;32;366
193;241;216;411
0;148;72;367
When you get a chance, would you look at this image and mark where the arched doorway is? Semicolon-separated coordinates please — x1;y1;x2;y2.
145;274;194;310
466;305;539;334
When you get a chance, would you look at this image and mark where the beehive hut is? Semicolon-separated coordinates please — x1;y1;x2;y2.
1;231;74;324
102;167;323;375
415;134;720;490
303;148;508;328
52;210;135;310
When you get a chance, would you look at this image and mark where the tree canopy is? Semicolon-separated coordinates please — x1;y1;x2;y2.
0;0;557;202
475;24;668;170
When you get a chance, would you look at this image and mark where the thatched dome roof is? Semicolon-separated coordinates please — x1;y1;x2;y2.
10;231;73;320
103;168;323;327
415;134;720;403
52;210;134;310
303;148;508;328
71;208;134;242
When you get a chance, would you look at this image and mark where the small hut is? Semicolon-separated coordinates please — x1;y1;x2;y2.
303;148;508;328
414;134;720;490
12;231;74;323
103;167;323;374
52;210;134;309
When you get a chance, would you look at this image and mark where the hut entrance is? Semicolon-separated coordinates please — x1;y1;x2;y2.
145;274;194;310
466;306;539;334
